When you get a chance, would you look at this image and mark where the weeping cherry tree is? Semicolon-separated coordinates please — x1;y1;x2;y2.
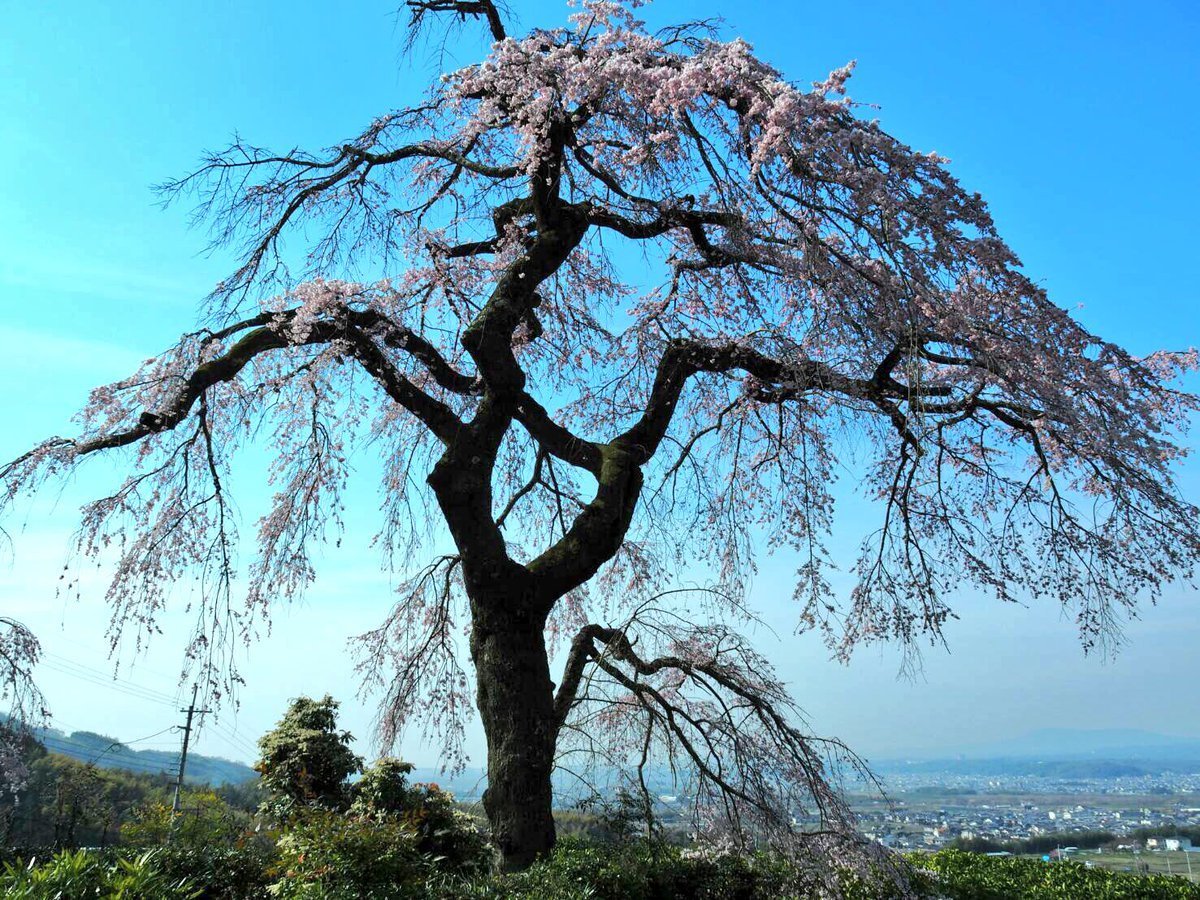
3;0;1199;879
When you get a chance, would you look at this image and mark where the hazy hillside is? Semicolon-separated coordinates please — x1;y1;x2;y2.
874;728;1200;778
35;724;256;785
963;728;1200;760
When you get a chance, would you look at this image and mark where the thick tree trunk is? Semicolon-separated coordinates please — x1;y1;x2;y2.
471;610;558;872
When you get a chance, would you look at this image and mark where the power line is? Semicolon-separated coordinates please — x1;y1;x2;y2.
42;732;166;760
38;662;180;709
119;725;181;747
41;717;255;774
39;735;178;764
202;728;256;760
204;720;257;757
40;636;186;685
41;655;182;705
37;721;184;775
37;656;260;766
42;653;185;705
42;651;181;695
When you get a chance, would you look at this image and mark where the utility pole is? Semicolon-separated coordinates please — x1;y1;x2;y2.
171;684;210;819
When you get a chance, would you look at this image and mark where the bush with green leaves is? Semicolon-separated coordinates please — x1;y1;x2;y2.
117;787;275;899
486;837;812;900
151;843;277;900
433;842;1200;900
349;758;418;818
916;849;1200;900
5;838;1200;899
350;758;490;875
0;848;200;899
122;789;253;848
267;807;431;899
256;696;362;822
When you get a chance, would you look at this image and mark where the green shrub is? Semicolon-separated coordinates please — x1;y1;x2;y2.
0;848;200;899
122;790;253;848
350;759;490;875
494;837;809;900
256;696;363;823
267;808;428;899
152;843;277;900
915;849;1200;899
119;787;275;899
8;826;1198;899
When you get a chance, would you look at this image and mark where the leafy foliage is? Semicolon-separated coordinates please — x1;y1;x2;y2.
348;758;418;819
122;790;253;848
490;836;817;899
350;759;490;874
919;849;1200;900
268;808;427;899
150;844;276;900
255;696;362;821
0;848;200;899
5;839;1200;899
3;750;173;849
0;739;261;853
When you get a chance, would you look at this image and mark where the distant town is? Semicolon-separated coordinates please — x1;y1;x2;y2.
854;770;1200;852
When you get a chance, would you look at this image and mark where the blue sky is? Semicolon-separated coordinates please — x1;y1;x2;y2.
1;0;1198;768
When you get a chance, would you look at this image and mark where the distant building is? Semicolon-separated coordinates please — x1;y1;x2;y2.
1144;837;1194;851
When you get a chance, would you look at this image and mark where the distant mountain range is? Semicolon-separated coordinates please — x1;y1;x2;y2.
872;728;1200;779
890;727;1200;761
32;723;256;785
956;728;1200;761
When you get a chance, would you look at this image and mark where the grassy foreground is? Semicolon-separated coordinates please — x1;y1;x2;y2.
3;840;1200;899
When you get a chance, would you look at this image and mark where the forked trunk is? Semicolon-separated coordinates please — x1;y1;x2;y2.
471;611;558;872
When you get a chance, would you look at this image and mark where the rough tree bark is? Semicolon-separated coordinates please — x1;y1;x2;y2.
471;611;558;870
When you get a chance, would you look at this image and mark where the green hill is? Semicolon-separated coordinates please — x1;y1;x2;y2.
35;725;255;785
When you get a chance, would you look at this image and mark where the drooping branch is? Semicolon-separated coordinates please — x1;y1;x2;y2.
554;609;902;886
0;619;46;729
353;555;473;774
161;136;521;308
75;306;466;457
616;340;885;463
524;334;944;610
0;618;48;794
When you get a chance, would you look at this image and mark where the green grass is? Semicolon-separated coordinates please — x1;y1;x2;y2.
1072;850;1200;881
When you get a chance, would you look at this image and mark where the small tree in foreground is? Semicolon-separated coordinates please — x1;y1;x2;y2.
254;695;362;821
3;0;1199;881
